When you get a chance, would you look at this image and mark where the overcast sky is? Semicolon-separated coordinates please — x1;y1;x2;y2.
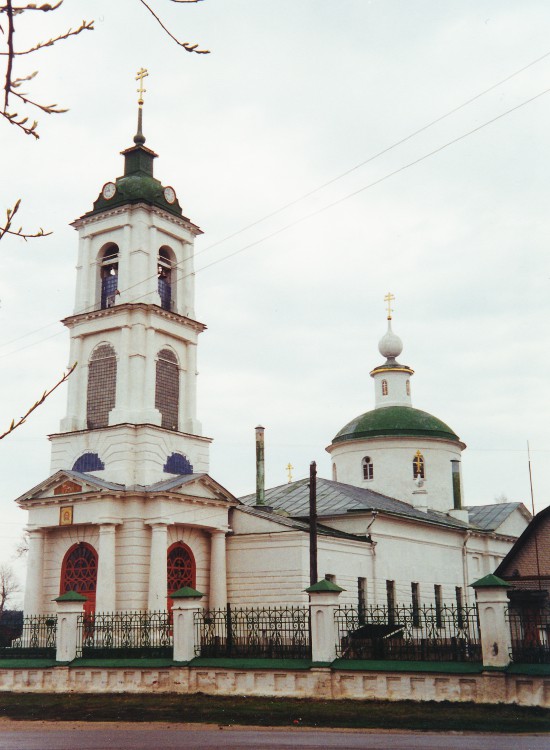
1;1;549;595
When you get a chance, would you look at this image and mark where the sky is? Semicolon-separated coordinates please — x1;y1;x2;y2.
1;0;549;600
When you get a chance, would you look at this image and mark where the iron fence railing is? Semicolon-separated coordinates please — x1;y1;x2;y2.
335;604;481;662
194;604;310;659
0;614;57;659
77;611;172;658
507;605;550;663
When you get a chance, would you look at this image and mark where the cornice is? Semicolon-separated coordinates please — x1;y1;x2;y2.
71;202;202;236
61;302;207;333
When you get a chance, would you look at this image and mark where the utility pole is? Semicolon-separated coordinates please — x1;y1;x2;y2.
309;460;318;586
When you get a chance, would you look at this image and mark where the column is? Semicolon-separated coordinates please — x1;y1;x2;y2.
23;529;44;615
209;530;227;610
95;523;117;612
471;575;513;668
172;590;204;662
60;335;83;431
109;326;130;423
184;342;199;434
147;522;168;612
306;580;344;663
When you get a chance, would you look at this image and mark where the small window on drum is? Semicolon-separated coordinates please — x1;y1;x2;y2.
381;379;388;396
406;379;411;396
100;244;119;309
362;456;374;480
413;450;425;479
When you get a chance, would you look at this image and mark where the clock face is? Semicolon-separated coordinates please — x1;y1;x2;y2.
164;186;176;204
102;182;116;200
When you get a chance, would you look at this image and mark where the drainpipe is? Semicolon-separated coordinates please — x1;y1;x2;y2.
462;531;471;605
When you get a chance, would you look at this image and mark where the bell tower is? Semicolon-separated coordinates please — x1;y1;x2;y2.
49;73;211;486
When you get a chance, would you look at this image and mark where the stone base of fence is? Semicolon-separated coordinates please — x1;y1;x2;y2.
0;663;547;707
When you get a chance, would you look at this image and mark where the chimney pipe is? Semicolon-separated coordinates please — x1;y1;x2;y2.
255;425;265;506
451;460;462;510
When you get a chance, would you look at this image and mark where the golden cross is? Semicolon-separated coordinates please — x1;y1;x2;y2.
136;67;149;106
286;463;294;483
384;292;395;320
413;450;423;473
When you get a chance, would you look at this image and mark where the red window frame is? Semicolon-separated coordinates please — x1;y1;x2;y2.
60;542;98;617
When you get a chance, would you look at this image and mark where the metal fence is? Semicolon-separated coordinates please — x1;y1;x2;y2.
0;614;57;659
77;611;172;658
194;604;310;659
507;604;550;663
335;604;481;662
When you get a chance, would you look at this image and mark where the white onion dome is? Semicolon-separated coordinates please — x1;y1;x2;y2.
378;320;403;360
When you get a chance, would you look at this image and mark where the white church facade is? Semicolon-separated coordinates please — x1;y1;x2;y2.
16;104;531;618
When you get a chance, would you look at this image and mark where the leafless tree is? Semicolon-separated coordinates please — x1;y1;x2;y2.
0;564;20;616
0;0;209;239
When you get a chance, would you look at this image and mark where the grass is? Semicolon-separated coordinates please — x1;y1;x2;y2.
0;693;548;733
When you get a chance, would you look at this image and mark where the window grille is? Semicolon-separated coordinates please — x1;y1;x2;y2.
413;451;425;479
87;344;117;429
381;379;388;396
362;456;374;480
155;348;179;430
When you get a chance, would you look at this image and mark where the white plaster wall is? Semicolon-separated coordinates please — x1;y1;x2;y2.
328;436;463;512
49;424;211;485
372;369;412;408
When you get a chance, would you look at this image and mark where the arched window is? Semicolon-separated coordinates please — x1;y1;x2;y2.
60;542;98;616
72;452;105;472
158;247;173;311
167;542;196;597
381;379;388;396
99;244;119;309
164;452;193;475
87;344;117;429
406;380;410;396
413;450;425;479
362;456;374;480
155;348;179;430
332;463;337;481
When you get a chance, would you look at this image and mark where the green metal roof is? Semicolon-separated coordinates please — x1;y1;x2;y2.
332;405;461;445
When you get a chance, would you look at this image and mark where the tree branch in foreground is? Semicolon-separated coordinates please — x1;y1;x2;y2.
0;362;77;440
0;199;52;240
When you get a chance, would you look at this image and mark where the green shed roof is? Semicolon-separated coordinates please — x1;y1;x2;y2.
332;406;462;445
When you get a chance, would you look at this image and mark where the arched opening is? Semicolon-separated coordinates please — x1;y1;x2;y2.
406;379;411;396
167;542;196;613
60;542;98;617
87;343;117;429
413;450;425;479
158;246;174;311
72;452;105;472
381;379;388;396
99;244;119;309
362;456;374;480
155;348;179;430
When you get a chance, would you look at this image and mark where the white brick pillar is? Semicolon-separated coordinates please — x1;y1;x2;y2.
171;588;204;662
471;574;512;668
209;529;227;610
23;529;44;615
147;522;168;611
306;579;344;664
95;522;118;612
55;592;86;662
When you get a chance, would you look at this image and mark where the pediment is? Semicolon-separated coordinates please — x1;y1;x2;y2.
145;473;239;505
15;470;123;506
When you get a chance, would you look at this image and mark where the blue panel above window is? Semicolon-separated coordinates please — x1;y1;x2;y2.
164;453;193;475
72;452;105;472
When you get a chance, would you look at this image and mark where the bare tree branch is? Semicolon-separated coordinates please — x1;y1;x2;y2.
0;362;76;440
0;199;51;240
139;0;210;53
0;564;19;615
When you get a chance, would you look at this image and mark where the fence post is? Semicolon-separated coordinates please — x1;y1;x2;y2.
471;574;512;668
54;591;87;662
171;586;204;662
306;579;344;663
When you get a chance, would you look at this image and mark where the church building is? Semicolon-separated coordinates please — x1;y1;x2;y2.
16;94;531;617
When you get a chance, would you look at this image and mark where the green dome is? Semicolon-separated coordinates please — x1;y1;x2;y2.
332;406;462;445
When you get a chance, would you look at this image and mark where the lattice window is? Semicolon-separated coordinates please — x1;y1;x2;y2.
362;456;374;480
87;344;117;429
87;344;116;428
167;542;195;595
381;379;388;396
155;348;179;430
163;453;193;475
60;543;98;615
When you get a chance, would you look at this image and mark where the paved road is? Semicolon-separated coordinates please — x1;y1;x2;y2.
0;726;548;750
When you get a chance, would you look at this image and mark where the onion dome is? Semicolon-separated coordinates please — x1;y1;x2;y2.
378;320;403;360
332;405;465;447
